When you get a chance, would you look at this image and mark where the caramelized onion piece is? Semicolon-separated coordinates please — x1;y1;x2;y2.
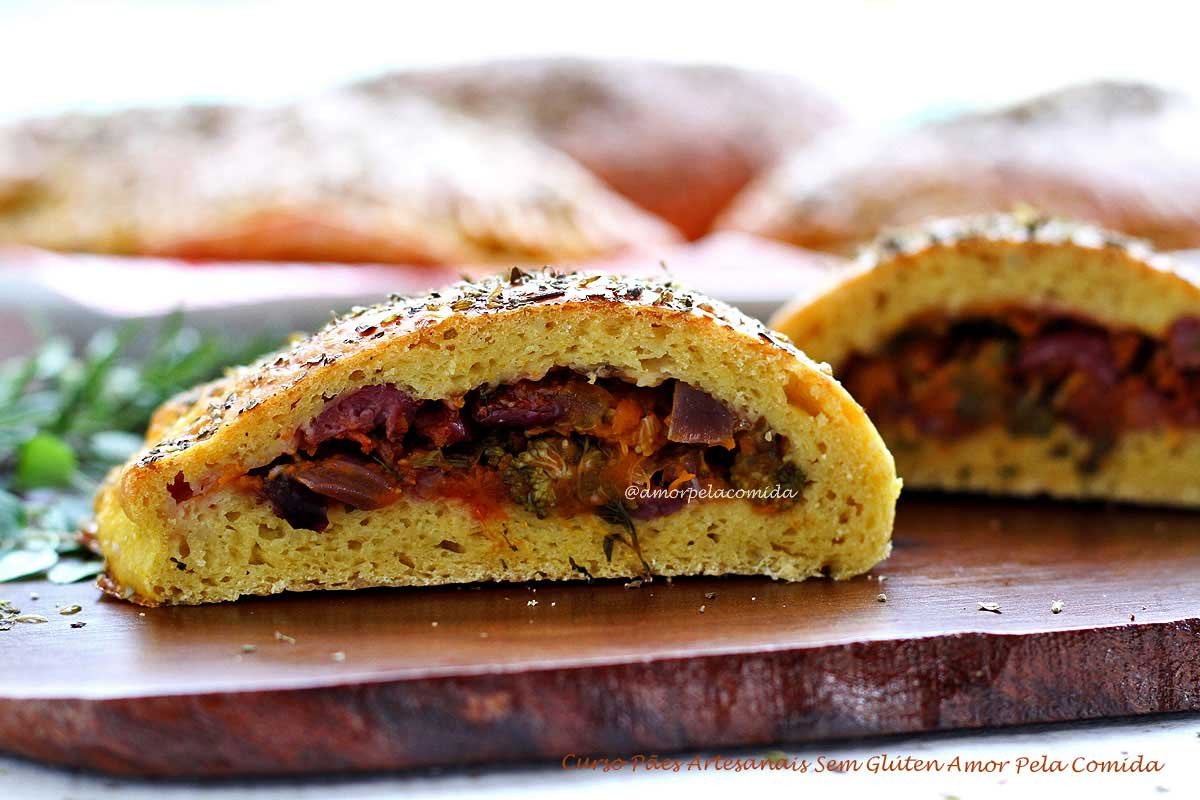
472;373;613;429
414;404;470;447
473;381;564;427
286;456;401;510
1016;330;1118;385
262;470;329;532
301;384;418;449
667;382;736;445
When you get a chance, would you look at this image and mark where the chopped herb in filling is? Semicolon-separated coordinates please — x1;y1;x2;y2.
841;309;1200;469
246;369;800;531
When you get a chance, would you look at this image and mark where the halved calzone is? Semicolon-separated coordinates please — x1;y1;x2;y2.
0;94;679;265
772;214;1200;506
96;271;899;605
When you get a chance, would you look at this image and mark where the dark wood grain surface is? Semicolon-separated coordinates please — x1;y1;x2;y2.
2;495;1198;777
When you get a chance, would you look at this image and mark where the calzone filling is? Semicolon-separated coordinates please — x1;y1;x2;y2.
841;309;1200;471
195;369;805;532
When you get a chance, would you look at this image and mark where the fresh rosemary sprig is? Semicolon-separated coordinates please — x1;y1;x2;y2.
0;314;277;583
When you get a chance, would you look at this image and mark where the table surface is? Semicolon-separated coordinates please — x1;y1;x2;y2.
7;495;1199;701
4;493;1200;781
2;713;1196;799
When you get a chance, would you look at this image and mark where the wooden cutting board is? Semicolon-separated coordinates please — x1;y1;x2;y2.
2;495;1199;778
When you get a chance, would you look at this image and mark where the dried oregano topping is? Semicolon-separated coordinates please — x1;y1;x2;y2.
138;269;800;465
857;211;1176;272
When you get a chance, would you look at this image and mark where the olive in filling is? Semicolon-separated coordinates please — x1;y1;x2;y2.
840;309;1200;471
250;369;804;531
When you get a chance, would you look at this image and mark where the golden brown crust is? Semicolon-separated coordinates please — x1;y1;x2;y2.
0;94;680;264
720;81;1200;253
353;58;846;240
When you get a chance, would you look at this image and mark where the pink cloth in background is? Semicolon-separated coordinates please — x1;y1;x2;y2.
0;232;844;319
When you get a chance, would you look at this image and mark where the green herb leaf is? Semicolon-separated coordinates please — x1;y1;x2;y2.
0;548;58;582
595;499;635;537
0;490;23;545
0;317;279;582
595;500;651;575
16;433;78;489
47;557;105;584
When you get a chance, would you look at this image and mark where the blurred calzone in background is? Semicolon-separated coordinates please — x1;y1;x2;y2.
0;92;680;265
721;81;1200;253
353;58;847;240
